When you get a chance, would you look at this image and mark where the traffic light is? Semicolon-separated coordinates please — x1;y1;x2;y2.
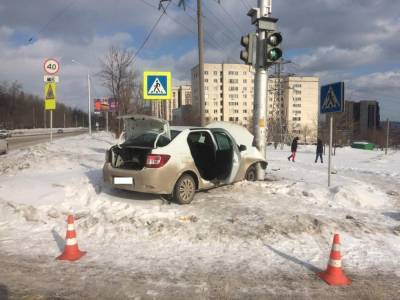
240;33;256;65
266;31;282;63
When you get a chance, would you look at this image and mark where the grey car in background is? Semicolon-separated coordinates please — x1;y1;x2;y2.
0;135;8;154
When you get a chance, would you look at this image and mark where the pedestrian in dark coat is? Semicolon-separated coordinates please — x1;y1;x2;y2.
288;137;299;162
315;138;323;163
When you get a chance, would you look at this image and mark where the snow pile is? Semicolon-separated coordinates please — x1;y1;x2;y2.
0;133;399;278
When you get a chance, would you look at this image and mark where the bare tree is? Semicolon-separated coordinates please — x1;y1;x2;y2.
0;81;87;129
98;46;139;134
301;125;312;144
98;46;135;112
126;70;147;114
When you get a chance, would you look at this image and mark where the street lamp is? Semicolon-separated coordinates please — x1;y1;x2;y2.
71;59;92;136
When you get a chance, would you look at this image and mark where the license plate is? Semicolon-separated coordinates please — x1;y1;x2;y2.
113;177;133;185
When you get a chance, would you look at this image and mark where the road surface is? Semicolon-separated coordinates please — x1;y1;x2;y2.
6;129;88;151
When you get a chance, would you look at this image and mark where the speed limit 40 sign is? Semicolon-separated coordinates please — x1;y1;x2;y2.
44;58;60;75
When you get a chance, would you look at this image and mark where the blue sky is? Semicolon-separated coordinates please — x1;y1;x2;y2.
0;0;399;120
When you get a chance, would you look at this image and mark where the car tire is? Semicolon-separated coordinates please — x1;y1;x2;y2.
173;174;196;205
245;165;257;181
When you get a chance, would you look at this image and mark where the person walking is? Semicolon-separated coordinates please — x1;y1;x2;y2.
288;137;299;162
315;138;323;163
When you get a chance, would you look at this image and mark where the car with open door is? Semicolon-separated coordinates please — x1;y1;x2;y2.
103;115;267;204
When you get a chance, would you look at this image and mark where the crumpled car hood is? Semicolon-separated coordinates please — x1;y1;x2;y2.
206;121;254;148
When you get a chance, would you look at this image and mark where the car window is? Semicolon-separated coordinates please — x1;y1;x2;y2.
213;132;232;151
188;131;213;145
123;132;170;148
170;130;181;140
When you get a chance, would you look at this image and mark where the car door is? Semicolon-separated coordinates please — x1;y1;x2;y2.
212;130;240;184
187;130;217;181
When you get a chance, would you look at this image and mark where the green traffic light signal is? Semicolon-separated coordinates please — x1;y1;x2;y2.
266;32;283;63
267;48;283;61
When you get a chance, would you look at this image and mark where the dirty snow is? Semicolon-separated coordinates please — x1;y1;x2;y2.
0;133;399;298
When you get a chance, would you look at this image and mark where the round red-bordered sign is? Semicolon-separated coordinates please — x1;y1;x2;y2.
44;58;60;75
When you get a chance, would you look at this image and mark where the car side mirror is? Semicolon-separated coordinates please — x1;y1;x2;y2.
239;144;247;152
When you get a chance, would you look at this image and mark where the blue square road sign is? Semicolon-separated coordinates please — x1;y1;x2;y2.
320;82;344;114
143;71;172;100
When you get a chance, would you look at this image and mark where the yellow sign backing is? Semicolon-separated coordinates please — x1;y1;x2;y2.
143;71;172;100
44;82;56;110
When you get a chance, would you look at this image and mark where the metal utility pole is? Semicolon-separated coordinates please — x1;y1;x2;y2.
87;72;92;135
242;0;282;180
385;118;390;155
50;111;53;143
44;109;47;128
72;59;92;136
64;112;66;128
328;114;333;187
32;106;36;128
197;0;205;126
106;112;109;133
253;0;269;180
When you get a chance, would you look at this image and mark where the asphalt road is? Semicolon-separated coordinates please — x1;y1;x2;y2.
7;129;88;151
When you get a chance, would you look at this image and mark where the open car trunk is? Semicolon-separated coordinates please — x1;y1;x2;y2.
110;146;152;170
109;115;171;170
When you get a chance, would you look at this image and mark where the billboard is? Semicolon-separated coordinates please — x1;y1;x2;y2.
94;98;118;112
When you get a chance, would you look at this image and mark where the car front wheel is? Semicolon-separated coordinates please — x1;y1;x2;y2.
173;174;196;204
245;165;257;181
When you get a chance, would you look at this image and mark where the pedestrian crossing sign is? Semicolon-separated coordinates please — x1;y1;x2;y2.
44;82;57;110
143;71;172;100
320;82;344;114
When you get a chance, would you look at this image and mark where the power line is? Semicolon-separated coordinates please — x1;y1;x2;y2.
132;1;171;63
201;2;239;43
239;0;250;11
211;0;246;34
242;0;252;10
26;0;78;44
178;5;236;51
138;0;234;57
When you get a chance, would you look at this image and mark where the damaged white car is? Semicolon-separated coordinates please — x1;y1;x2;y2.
103;115;267;204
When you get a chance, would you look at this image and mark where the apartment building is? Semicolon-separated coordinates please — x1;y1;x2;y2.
192;64;255;128
150;85;191;122
271;75;319;142
192;63;319;142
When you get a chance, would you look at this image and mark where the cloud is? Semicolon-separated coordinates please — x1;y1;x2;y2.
294;45;384;72
0;0;399;120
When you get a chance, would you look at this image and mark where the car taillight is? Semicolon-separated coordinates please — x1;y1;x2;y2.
145;154;170;168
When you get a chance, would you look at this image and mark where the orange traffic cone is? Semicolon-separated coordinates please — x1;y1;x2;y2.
56;215;86;261
317;233;351;285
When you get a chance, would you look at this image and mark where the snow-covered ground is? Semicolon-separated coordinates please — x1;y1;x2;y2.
0;133;399;299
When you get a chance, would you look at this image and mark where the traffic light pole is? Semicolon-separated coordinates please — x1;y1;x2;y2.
197;0;205;126
253;0;269;180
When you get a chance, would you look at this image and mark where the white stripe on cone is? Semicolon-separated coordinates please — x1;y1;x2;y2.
67;224;75;231
332;244;340;251
66;238;77;246
328;258;342;268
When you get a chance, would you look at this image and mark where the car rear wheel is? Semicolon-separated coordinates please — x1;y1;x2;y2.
245;165;257;181
173;174;196;204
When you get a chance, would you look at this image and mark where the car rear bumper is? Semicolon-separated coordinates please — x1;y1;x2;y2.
103;162;177;194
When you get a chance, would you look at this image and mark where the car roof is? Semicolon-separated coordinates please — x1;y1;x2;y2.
170;126;195;131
